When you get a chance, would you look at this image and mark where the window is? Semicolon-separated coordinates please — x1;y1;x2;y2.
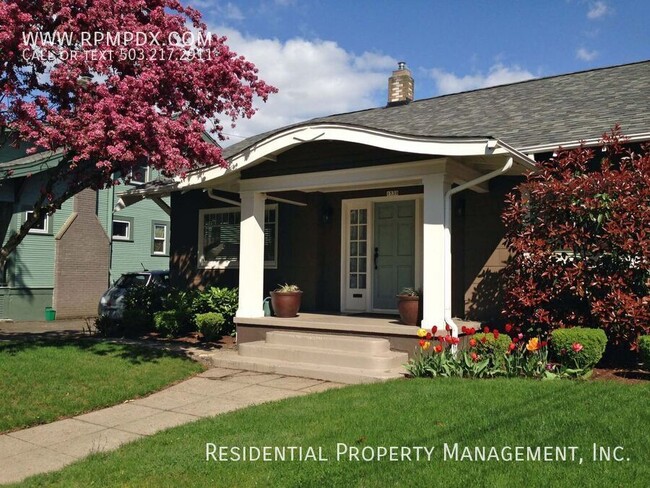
129;163;149;184
151;221;168;255
25;210;50;234
198;205;278;269
112;219;132;241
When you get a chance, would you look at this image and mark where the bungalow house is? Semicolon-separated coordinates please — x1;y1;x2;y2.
0;144;171;321
120;60;650;369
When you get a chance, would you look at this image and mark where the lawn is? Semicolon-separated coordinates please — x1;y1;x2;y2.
0;338;204;432
13;377;650;488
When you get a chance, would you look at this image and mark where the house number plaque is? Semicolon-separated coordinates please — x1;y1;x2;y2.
386;190;399;196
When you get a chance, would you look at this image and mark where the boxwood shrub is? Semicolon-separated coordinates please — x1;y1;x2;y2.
473;332;512;363
195;312;225;341
638;336;650;370
153;310;183;337
550;327;607;369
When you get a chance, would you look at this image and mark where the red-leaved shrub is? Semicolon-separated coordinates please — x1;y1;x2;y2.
501;126;649;349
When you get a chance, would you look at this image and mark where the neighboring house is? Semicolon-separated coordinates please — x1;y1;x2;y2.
122;60;650;351
0;147;171;320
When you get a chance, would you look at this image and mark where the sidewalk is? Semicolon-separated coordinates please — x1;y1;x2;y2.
0;366;345;484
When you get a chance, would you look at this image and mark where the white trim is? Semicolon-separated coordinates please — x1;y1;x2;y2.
340;194;423;314
197;204;278;270
152;223;167;255
239;159;447;193
111;219;131;241
25;210;50;234
518;132;650;155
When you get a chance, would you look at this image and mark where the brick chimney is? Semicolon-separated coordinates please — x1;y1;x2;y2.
387;61;414;106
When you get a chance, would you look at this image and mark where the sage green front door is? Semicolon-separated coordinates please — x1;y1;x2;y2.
373;201;415;310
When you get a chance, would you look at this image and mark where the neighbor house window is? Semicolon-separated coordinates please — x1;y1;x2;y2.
129;163;149;184
198;205;278;269
151;221;168;255
112;219;132;241
25;210;50;234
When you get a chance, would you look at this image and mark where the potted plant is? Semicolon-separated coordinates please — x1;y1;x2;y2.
397;287;420;325
270;284;303;318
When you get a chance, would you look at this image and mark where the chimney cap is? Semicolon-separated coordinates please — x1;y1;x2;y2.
397;61;406;70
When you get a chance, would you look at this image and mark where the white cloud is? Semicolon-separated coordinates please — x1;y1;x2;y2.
223;3;244;21
587;1;609;19
576;47;598;61
212;28;397;144
429;63;535;95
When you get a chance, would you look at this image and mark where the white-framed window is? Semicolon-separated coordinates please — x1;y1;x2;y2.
152;221;168;255
112;218;132;241
198;205;278;269
25;210;50;234
129;163;149;185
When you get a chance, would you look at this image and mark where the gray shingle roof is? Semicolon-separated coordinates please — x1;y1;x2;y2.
224;60;650;158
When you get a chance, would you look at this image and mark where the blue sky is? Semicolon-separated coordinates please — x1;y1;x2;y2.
186;0;650;143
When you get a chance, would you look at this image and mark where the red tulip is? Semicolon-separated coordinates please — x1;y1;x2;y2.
505;323;513;333
493;330;499;339
431;326;438;335
419;339;426;347
426;332;432;340
469;338;477;347
509;342;516;352
434;344;443;353
572;342;583;353
483;326;490;334
470;352;478;362
481;337;487;344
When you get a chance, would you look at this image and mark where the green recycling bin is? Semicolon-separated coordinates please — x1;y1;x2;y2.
44;307;56;321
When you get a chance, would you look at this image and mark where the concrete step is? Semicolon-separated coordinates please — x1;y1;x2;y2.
235;331;409;383
198;349;406;384
265;330;392;355
239;341;406;371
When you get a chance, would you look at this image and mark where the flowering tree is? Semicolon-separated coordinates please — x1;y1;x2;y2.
501;127;650;349
0;0;276;274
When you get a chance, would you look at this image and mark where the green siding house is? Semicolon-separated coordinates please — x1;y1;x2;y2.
0;147;170;320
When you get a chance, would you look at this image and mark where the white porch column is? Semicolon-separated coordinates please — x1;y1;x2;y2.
421;174;450;330
236;191;266;318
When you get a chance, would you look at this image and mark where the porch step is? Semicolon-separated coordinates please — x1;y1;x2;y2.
235;331;409;383
264;331;392;355
200;349;406;384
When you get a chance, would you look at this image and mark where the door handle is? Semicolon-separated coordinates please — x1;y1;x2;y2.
374;247;379;270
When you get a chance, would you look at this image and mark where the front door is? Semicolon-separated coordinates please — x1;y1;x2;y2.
373;201;415;310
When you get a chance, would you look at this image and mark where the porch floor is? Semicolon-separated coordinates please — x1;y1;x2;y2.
234;312;481;345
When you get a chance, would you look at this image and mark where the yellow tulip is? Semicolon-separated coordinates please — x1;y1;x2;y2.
526;337;540;352
422;341;431;350
417;328;427;338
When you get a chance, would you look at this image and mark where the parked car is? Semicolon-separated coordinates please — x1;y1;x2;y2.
98;270;169;319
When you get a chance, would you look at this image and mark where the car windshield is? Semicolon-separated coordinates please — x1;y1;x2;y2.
114;274;149;288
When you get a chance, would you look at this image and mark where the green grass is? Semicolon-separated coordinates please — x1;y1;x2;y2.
0;338;204;432
13;378;650;487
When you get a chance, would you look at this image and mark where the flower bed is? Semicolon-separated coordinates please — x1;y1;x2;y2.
406;323;607;379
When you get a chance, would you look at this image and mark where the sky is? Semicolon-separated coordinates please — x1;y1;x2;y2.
186;0;650;145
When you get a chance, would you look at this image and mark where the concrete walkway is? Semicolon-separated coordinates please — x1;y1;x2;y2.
0;366;345;484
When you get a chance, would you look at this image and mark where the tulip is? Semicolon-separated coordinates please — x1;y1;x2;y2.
505;323;513;333
469;338;477;347
434;344;443;353
417;328;427;338
572;342;583;353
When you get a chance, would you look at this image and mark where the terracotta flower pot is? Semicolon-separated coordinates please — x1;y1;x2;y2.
270;291;303;318
397;295;420;325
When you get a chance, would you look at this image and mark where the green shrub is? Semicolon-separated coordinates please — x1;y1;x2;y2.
195;312;225;341
550;327;607;369
638;336;650;370
191;287;238;335
153;310;183;337
94;315;124;337
473;332;512;362
122;308;153;335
